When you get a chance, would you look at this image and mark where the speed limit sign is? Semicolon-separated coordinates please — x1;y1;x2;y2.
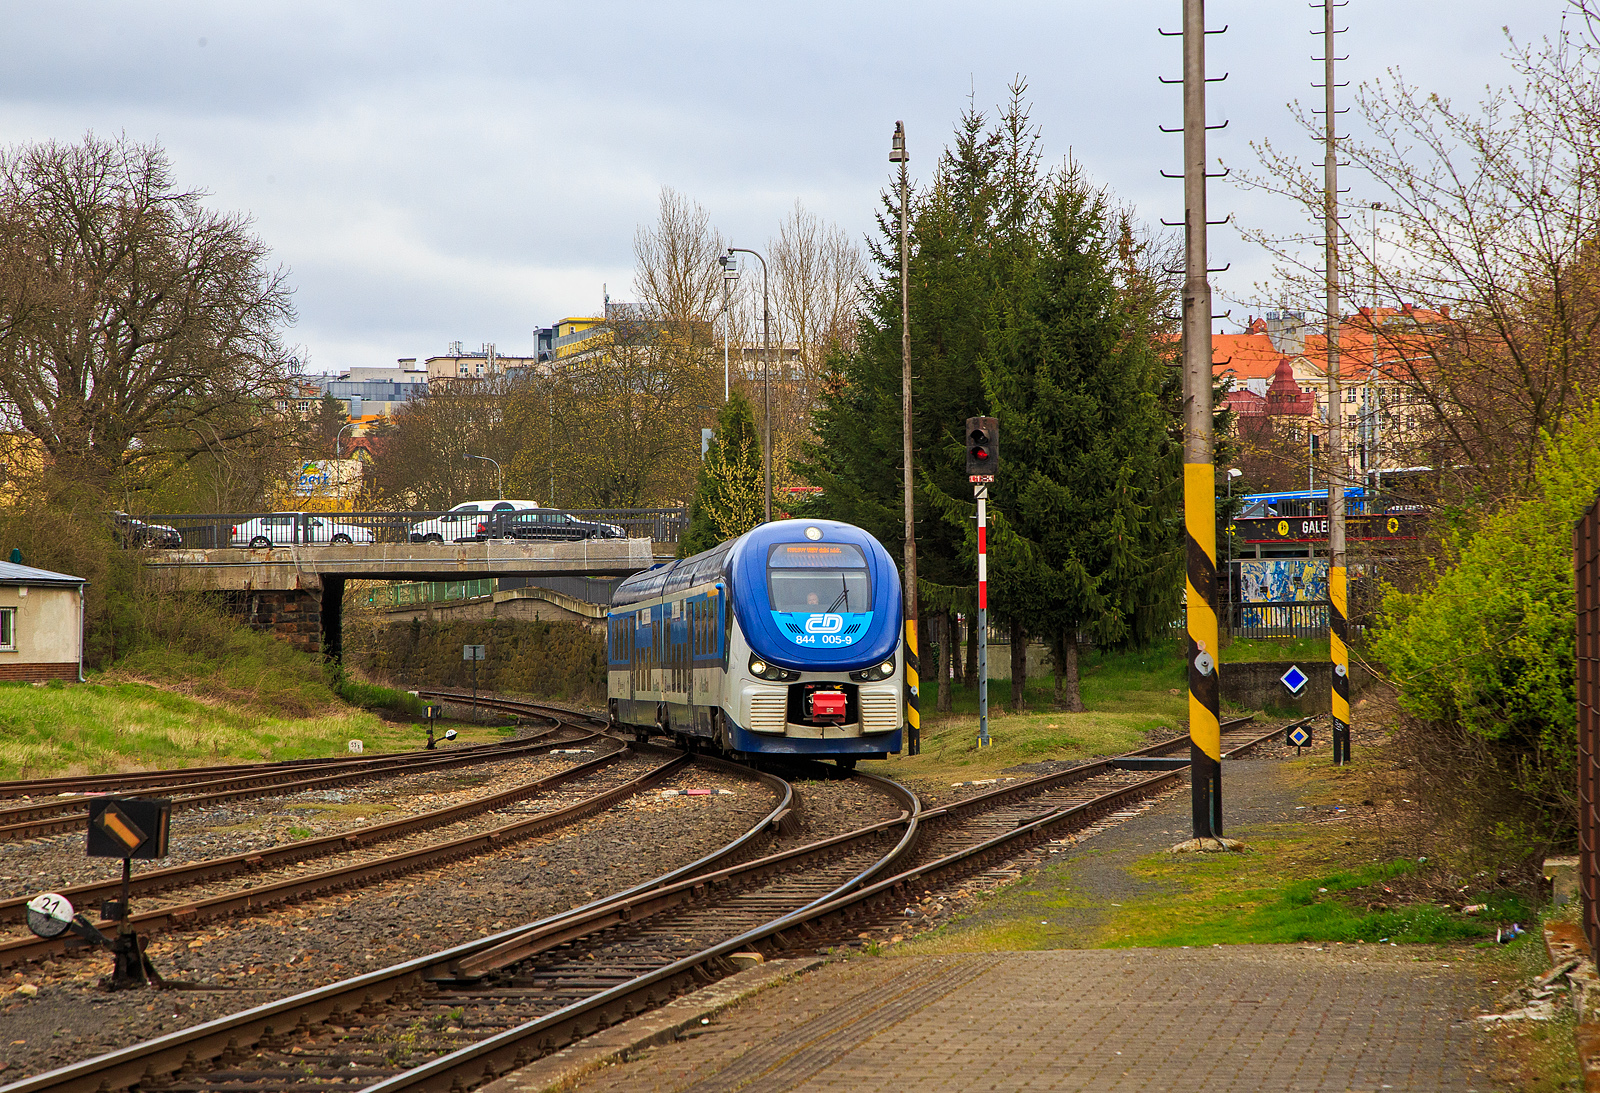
25;892;74;939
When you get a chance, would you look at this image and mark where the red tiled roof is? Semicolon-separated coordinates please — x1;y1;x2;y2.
1211;332;1284;383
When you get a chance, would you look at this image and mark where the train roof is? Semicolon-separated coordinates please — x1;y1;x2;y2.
610;519;894;610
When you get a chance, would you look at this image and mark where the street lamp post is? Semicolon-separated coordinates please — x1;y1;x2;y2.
890;120;920;756
726;246;771;522
718;255;739;404
334;421;358;458
464;453;503;500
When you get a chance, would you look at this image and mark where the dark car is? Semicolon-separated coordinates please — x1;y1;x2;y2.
110;512;183;549
468;509;626;542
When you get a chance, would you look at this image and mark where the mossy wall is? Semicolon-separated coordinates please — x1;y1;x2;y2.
347;618;606;704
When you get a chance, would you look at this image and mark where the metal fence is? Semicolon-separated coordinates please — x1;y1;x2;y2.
367;579;495;609
495;574;627;606
1574;494;1600;959
137;506;687;549
1229;600;1330;639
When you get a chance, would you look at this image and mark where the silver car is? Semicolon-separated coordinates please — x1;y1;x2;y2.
230;513;375;547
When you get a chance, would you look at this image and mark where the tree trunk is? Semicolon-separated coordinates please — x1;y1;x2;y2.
936;611;953;713
1053;631;1065;708
917;596;929;725
1056;628;1085;712
1010;617;1026;713
965;612;978;688
950;610;965;687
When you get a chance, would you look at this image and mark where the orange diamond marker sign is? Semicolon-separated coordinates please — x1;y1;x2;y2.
94;802;147;855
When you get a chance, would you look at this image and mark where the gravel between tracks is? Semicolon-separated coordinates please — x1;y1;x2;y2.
0;742;608;901
0;762;773;1080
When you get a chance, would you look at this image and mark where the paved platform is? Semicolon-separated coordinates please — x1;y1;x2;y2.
560;945;1496;1092
546;755;1504;1092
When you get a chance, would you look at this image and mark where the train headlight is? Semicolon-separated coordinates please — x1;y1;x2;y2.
850;659;897;682
748;655;799;682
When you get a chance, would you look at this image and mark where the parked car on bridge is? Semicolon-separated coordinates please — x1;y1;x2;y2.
230;513;375;547
407;499;543;543
470;509;626;542
109;512;182;549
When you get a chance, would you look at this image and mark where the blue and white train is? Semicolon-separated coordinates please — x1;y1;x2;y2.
606;519;904;766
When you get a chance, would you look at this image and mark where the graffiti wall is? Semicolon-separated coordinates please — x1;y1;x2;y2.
1238;558;1328;603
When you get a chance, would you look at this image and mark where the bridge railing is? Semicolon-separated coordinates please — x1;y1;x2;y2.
139;506;686;549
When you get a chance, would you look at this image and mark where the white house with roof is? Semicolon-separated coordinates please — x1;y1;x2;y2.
0;560;85;682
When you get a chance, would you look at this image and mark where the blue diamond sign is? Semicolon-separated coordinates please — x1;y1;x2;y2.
1280;664;1310;695
1287;724;1312;748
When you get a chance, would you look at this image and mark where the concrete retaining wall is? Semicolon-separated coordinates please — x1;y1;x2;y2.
1220;659;1374;715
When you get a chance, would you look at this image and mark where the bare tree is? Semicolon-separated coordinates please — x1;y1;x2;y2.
368;376;518;509
0;133;297;493
1237;7;1600;501
506;319;717;509
632;186;726;330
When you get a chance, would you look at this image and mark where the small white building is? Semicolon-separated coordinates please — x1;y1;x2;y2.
0;561;85;682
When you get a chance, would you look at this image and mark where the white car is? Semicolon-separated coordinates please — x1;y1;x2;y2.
407;499;542;543
231;513;376;547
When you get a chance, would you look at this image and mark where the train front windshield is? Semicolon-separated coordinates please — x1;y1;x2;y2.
767;543;872;613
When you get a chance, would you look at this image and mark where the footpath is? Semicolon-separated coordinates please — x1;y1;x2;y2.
490;758;1506;1093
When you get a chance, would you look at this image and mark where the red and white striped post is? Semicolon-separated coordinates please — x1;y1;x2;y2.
966;415;997;749
976;484;989;747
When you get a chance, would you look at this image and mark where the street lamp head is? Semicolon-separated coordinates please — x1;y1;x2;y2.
1228;467;1243;479
890;121;907;163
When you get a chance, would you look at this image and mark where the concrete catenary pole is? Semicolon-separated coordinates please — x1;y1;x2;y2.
1320;0;1352;765
891;121;920;756
1181;0;1222;838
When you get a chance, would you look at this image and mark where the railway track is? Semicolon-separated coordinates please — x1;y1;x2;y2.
0;735;644;969
0;733;585;843
1;698;1300;1093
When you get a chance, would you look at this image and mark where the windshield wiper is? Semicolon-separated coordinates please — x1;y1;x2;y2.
827;574;849;613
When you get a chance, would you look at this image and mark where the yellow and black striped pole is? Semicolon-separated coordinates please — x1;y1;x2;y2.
1180;0;1222;838
1186;464;1222;835
1330;564;1350;763
905;620;920;756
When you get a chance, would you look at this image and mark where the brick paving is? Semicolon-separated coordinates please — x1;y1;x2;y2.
568;945;1499;1092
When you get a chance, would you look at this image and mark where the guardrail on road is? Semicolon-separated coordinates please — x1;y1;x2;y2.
134;506;687;548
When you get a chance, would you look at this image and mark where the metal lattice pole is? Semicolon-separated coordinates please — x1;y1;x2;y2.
1319;0;1352;765
892;122;920;757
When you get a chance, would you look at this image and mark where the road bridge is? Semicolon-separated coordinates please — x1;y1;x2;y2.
145;538;655;658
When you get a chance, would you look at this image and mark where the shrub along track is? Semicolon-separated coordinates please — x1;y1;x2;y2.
0;697;1299;1093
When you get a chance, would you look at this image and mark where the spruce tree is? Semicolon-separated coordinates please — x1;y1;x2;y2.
679;391;764;557
972;164;1181;710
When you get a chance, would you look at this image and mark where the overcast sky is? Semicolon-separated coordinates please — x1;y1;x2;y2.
0;2;1566;372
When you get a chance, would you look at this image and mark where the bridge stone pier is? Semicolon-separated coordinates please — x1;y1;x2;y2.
144;538;654;657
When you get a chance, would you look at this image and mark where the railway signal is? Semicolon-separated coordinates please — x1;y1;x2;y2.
967;416;999;748
966;416;999;480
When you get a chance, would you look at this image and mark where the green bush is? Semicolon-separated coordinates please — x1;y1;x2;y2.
1370;399;1600;866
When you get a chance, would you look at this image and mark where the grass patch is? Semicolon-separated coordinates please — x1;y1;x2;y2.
861;642;1189;782
1106;839;1507;946
0;680;508;780
1220;635;1331;663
